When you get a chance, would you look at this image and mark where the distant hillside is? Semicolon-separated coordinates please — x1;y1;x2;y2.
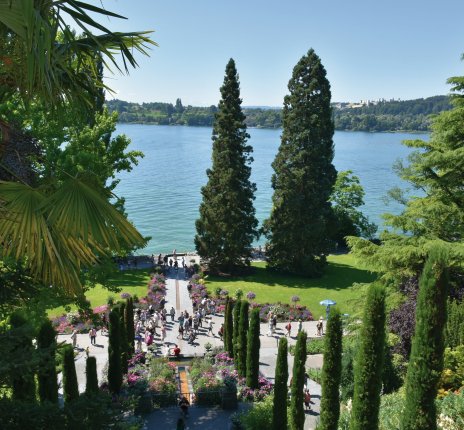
106;95;452;132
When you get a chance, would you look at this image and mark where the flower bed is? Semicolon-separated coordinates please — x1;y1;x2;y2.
189;352;273;406
125;353;178;407
50;272;167;333
189;275;313;321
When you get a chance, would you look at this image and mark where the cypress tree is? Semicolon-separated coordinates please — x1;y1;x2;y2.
246;307;260;388
195;58;258;273
125;297;135;355
224;298;234;357
9;312;36;402
119;302;128;374
445;299;464;349
319;307;343;430
350;284;386;430
85;356;99;395
273;336;288;430
237;301;249;377
62;344;79;404
233;300;242;362
290;330;307;430
264;48;337;277
108;307;122;394
401;246;449;430
37;319;58;404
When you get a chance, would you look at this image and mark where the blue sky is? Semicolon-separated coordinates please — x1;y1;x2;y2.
93;0;464;106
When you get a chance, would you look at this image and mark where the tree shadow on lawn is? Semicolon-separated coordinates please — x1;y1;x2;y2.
107;269;150;288
208;262;376;292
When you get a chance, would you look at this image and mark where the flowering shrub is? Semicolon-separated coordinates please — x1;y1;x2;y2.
120;292;131;299
246;291;256;301
291;295;300;303
255;302;313;322
220;289;229;296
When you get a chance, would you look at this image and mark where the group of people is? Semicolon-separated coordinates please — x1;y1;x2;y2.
176;309;214;344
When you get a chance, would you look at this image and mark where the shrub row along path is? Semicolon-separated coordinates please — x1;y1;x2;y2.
59;267;322;429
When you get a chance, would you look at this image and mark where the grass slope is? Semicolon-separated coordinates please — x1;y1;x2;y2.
48;269;150;317
206;254;376;317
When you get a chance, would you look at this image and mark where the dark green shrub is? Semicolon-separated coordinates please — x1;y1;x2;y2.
9;312;36;402
108;307;122;394
233;300;242;362
246;308;260;389
401;246;449;430
85;356;99;395
238;301;249;377
37;319;58;404
273;337;288;430
350;283;386;430
290;330;307;430
62;345;79;404
319;307;343;430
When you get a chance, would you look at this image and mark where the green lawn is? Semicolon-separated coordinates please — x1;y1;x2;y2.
205;254;376;317
48;269;151;317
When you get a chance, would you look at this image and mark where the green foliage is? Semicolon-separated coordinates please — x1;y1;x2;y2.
238;301;250;377
195;58;258;272
125;297;135;355
445;300;464;349
246;308;261;389
37;319;58;404
401;245;449;430
9;313;36;402
62;345;79;404
233;300;242;362
119;303;128;374
235;394;275;430
290;330;307;430
85;357;99;395
273;337;288;430
350;284;386;430
340;344;355;402
264;49;337;277
438;346;464;394
319;308;343;430
330;171;377;247
108;307;122;394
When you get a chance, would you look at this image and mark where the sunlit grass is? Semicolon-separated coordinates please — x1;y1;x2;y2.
206;254;376;317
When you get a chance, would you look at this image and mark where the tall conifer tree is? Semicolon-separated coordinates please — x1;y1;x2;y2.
264;49;337;276
273;337;288;430
62;345;79;404
319;308;343;430
125;297;135;355
195;58;258;272
108;307;122;394
350;284;386;430
224;298;234;356
401;246;449;430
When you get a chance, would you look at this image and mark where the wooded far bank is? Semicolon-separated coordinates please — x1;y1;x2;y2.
107;95;451;133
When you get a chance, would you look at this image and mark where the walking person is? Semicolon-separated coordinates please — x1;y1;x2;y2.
304;389;312;411
170;306;176;322
71;329;78;348
89;327;97;345
285;322;292;337
298;318;303;333
208;319;214;336
161;323;167;342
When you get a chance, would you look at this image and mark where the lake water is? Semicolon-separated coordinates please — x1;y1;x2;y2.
114;124;427;254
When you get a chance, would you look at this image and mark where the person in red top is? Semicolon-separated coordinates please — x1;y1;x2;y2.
173;344;181;357
304;389;311;410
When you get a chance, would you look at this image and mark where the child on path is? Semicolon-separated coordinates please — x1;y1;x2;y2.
304;389;311;411
208;319;214;336
285;322;292;337
161;324;167;341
